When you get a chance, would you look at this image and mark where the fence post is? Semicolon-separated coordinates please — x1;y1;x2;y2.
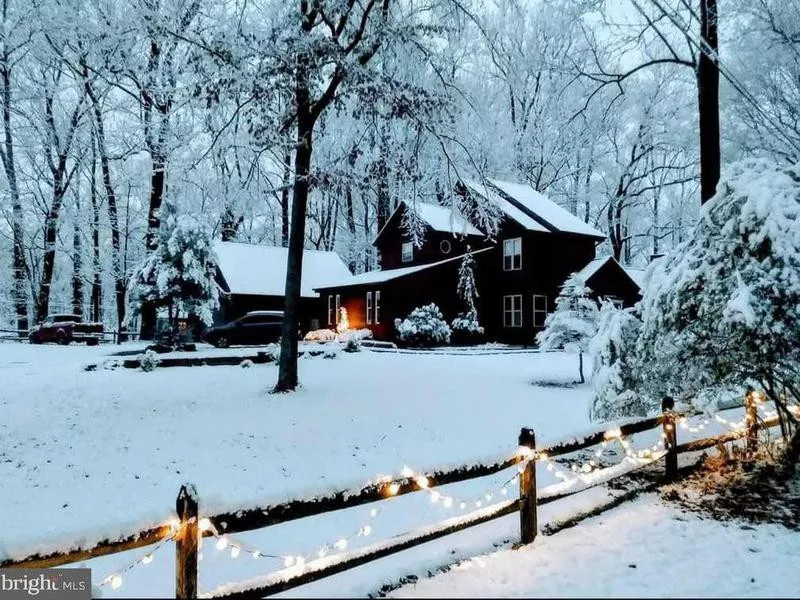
518;427;538;545
175;484;199;600
745;387;758;457
661;396;677;481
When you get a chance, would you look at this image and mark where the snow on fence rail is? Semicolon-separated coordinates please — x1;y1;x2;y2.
1;396;786;598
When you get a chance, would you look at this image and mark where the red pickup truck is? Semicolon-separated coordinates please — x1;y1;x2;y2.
28;314;103;346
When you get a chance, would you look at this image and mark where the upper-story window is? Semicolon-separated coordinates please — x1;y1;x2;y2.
503;238;522;271
401;242;414;263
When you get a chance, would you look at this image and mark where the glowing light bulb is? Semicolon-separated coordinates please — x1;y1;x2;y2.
401;466;414;478
199;518;212;531
500;488;508;495
284;555;295;567
216;537;228;550
252;551;260;559
334;539;348;550
370;508;379;517
230;546;240;559
110;576;122;590
443;496;453;507
430;491;440;503
460;502;467;510
387;482;400;496
475;500;482;508
415;476;429;489
361;525;372;536
142;554;153;565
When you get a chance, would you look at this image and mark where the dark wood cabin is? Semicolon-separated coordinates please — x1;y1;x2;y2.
315;179;614;344
213;241;352;332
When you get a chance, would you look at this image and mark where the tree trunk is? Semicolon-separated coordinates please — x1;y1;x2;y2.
579;350;585;384
140;150;166;340
84;74;126;335
697;0;720;204
72;190;84;317
89;140;102;323
281;147;291;247
36;185;66;323
275;49;313;393
1;33;27;334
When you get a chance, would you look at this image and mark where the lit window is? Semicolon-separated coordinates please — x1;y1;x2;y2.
533;295;548;327
503;238;522;271
401;242;414;263
503;295;523;328
327;295;335;325
366;292;373;325
375;290;381;324
335;294;341;324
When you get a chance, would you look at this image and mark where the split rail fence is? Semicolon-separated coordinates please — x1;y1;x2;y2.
1;396;786;599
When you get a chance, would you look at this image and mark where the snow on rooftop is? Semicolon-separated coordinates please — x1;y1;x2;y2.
488;179;606;238
624;268;647;288
214;241;352;298
316;247;493;289
575;256;616;284
412;203;484;237
461;179;549;233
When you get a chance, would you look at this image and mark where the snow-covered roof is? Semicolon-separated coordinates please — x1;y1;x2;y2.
575;256;615;284
315;247;493;290
462;178;606;239
214;241;352;298
413;203;483;237
575;255;644;291
373;201;483;245
624;268;646;288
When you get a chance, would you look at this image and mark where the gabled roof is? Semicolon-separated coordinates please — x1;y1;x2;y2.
462;178;606;240
624;268;646;288
214;241;352;298
315;247;493;290
575;255;643;291
373;201;483;246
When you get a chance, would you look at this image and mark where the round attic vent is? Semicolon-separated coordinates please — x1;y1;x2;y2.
440;239;452;255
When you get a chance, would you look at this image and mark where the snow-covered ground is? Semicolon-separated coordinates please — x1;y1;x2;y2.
390;493;800;598
0;342;767;597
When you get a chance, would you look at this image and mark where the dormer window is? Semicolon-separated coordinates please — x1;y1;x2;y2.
401;242;414;263
503;238;522;271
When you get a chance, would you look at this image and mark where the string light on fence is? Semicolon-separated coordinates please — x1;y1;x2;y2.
97;529;175;590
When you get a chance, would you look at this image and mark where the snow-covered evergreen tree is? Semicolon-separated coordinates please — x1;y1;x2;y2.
129;204;219;342
588;303;646;420
636;159;800;411
452;248;484;344
536;275;599;383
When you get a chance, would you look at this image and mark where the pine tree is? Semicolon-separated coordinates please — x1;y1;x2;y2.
536;275;600;383
129;203;219;345
452;247;484;342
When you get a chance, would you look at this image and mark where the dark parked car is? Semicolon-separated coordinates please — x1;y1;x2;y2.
29;314;103;345
202;311;287;348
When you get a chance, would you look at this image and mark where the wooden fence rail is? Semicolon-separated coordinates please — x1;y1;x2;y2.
1;400;785;599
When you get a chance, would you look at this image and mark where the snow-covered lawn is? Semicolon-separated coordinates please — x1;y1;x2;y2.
1;343;592;582
390;493;800;598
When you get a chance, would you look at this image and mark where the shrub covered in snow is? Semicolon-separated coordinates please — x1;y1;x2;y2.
323;347;339;359
451;309;485;345
240;359;254;368
139;349;160;372
588;303;646;420
343;338;361;352
537;275;599;383
265;342;281;362
395;303;451;347
304;328;337;342
636;159;800;408
337;328;373;343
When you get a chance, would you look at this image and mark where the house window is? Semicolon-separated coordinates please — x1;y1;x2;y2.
335;294;341;324
375;290;381;324
503;295;523;328
533;294;548;327
503;238;522;271
401;242;414;263
327;295;335;326
366;292;373;325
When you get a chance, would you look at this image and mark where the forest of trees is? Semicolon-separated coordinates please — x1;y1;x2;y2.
0;0;796;348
